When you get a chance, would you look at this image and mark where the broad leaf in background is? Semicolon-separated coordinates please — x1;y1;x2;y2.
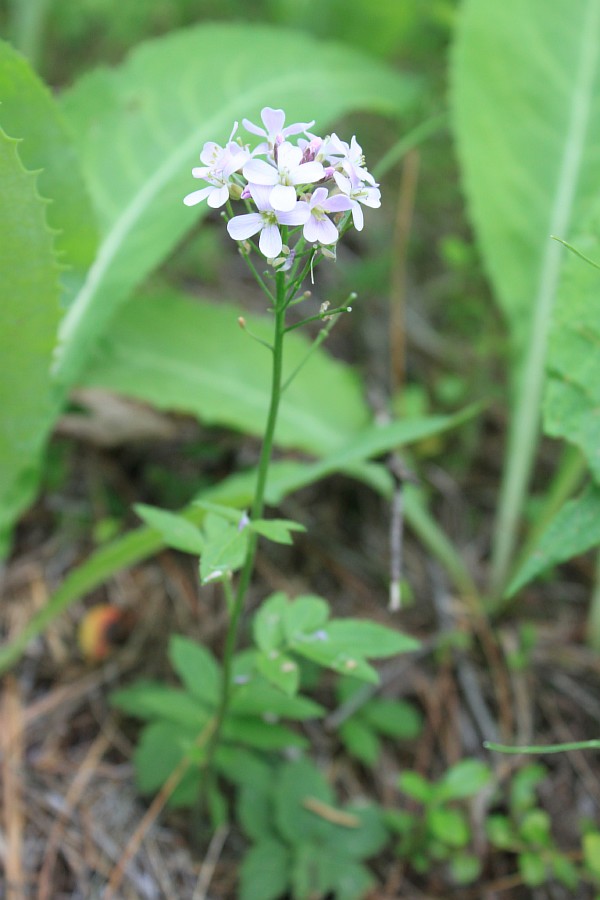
544;221;600;481
81;291;369;455
451;0;600;593
507;485;600;596
56;22;420;387
452;0;600;358
0;39;97;302
0;131;61;553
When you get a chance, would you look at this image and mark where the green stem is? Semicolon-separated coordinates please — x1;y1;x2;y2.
9;0;53;67
206;267;287;766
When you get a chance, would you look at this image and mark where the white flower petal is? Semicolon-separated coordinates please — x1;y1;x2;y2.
259;223;282;258
227;213;263;241
183;186;212;206
351;201;364;231
243;158;278;185
242;117;266;137
278;202;310;226
207;184;230;208
292;161;324;185
270;183;297;212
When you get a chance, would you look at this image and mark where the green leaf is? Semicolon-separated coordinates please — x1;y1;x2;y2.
255;650;300;697
290;633;380;684
486;814;518;849
397;770;434;804
436;759;492;802
544;212;600;479
451;0;600;358
274;759;335;845
199;512;249;584
339;718;381;766
251;518;306;545
168;635;221;707
429;807;470;848
111;681;210;727
282;595;330;643
55;22;419;387
222;716;307;751
0;39;96;300
264;404;480;494
518;851;548;887
82;291;369;456
325;803;388;860
507;485;600;595
510;764;547;814
134;503;204;554
239;839;291;900
519;809;552;846
449;853;481;885
133;720;202;806
229;681;324;720
236;766;276;841
361;698;423;740
319;619;420;658
253;593;289;654
584;832;600;878
0;130;61;552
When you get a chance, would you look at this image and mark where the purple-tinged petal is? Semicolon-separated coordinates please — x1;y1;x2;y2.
248;183;274;211
243;158;278;185
323;194;353;213
227;213;263;241
261;107;286;135
281;119;315;137
278;202;310;226
291;161;324;185
310;187;329;208
191;166;211;179
333;171;351;193
183;185;213;206
259;223;282;258
313;217;339;245
242;117;266;137
270;183;297;212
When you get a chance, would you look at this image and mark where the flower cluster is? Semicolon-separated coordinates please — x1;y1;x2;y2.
184;107;380;261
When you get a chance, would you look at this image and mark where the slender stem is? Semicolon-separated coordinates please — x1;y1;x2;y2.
205;267;287;767
587;551;600;653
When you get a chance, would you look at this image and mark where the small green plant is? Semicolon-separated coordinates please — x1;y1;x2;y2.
487;763;600;894
386;759;492;885
334;677;423;766
236;757;388;900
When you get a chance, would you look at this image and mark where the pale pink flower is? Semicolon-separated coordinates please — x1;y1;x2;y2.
226;184;309;258
243;141;324;212
183;123;250;209
333;171;381;231
242;107;314;153
303;188;352;245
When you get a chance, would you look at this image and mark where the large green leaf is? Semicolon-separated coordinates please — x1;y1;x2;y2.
544;221;600;480
452;0;600;592
55;22;420;387
81;290;369;454
0;130;61;551
452;0;600;356
0;39;96;301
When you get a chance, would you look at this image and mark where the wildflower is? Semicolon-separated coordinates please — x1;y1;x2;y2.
327;134;376;185
226;184;309;258
243;141;324;211
183;123;250;209
242;106;314;153
333;171;381;231
302;187;352;245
